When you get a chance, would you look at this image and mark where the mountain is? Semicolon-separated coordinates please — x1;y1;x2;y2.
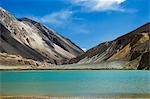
0;7;149;70
70;23;150;70
0;7;84;66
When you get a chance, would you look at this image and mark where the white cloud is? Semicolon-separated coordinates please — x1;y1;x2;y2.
68;0;126;12
26;10;73;26
40;10;73;25
26;9;89;34
32;10;73;25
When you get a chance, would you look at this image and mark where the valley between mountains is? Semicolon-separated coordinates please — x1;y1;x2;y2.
0;7;149;70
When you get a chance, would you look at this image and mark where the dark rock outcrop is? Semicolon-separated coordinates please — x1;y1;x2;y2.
138;51;150;70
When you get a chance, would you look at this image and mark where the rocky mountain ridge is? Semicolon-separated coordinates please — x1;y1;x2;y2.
0;7;149;70
70;23;150;70
0;7;84;66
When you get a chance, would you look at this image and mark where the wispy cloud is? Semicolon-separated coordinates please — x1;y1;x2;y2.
25;9;89;34
68;0;126;12
29;10;73;26
40;10;73;25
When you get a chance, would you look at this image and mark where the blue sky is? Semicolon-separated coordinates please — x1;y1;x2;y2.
1;0;149;50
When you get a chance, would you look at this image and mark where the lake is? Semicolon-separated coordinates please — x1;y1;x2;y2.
0;70;150;97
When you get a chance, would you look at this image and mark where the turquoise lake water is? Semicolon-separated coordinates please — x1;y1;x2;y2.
0;70;150;96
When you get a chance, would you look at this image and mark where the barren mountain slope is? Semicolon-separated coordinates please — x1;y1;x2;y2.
70;23;150;70
0;7;84;66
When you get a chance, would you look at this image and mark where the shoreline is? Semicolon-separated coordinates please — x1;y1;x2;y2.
1;94;150;99
0;64;135;71
0;60;137;71
0;68;134;71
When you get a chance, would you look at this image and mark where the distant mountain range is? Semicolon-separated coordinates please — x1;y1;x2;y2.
0;7;149;70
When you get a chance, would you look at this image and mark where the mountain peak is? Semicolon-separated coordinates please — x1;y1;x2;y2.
0;8;84;66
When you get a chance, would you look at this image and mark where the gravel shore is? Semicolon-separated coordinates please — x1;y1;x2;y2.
1;94;150;99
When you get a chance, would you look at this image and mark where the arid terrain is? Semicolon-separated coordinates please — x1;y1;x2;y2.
0;7;149;70
0;7;84;67
70;23;150;70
